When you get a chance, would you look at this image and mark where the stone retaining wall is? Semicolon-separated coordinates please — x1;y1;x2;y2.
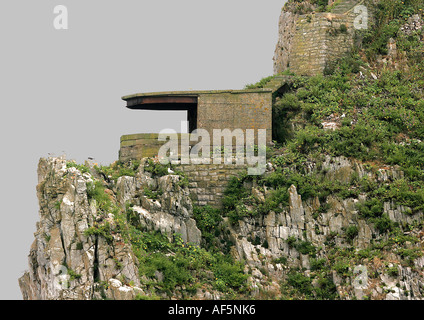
274;1;361;76
174;162;248;208
289;12;356;75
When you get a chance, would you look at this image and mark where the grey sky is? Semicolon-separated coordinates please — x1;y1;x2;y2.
0;0;285;299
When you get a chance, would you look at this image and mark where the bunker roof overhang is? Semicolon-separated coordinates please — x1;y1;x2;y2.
121;89;272;110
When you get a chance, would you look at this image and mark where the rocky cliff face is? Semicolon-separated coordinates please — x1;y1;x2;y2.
19;154;424;300
18;157;201;300
228;156;424;300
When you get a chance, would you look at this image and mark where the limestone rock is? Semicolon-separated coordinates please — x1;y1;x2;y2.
288;185;305;230
19;152;424;300
19;156;203;300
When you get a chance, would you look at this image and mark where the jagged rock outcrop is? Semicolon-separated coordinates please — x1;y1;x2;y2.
19;156;201;300
116;173;201;245
273;9;299;74
227;156;424;300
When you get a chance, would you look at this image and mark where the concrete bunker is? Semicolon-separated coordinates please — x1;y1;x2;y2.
126;95;198;133
119;89;273;162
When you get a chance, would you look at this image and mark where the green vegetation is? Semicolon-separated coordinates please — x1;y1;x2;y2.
312;0;330;12
67;268;82;281
193;205;223;248
387;264;399;277
286;236;317;256
244;75;275;89
281;268;338;300
54;200;61;210
361;0;424;60
66;161;90;174
66;159;145;183
143;159;169;177
86;180;114;212
84;223;114;243
174;170;190;188
94;160;140;181
284;0;328;14
222;173;253;223
244;70;295;90
129;229;248;298
143;187;163;200
60;263;82;287
345;225;359;241
43;233;51;242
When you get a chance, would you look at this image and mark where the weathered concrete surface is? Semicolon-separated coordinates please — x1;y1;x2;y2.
120;90;273;162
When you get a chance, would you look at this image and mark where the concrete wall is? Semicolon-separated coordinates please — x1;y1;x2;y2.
197;91;273;144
